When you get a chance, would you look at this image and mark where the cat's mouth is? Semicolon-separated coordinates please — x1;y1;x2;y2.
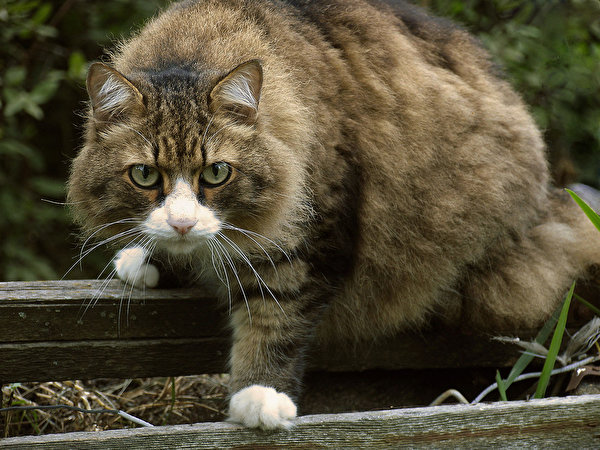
154;229;217;255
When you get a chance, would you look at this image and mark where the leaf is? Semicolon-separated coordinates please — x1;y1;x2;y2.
4;66;26;87
496;370;507;401
68;51;88;82
29;70;63;105
3;90;29;116
31;176;65;197
22;98;44;119
0;138;44;170
574;293;600;317
534;281;575;399
31;2;52;25
502;301;562;389
566;188;600;232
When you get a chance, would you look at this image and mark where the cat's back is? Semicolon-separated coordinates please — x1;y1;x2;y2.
112;0;555;337
115;0;493;81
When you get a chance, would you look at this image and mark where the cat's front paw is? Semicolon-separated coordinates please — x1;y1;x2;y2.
228;385;297;430
114;247;159;288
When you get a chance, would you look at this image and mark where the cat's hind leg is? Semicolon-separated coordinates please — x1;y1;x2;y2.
460;189;600;330
114;246;160;288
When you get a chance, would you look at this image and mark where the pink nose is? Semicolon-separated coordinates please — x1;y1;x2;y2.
167;218;197;235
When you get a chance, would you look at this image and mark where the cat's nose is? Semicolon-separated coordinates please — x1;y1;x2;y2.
167;218;197;235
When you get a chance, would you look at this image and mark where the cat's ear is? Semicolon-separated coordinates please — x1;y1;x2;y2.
209;60;263;125
86;62;145;122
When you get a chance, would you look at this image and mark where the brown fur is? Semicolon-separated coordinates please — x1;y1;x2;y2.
68;0;600;408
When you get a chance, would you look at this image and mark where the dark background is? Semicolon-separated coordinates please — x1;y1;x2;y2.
1;0;599;281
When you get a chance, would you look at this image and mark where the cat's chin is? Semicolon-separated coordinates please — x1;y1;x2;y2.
156;236;209;256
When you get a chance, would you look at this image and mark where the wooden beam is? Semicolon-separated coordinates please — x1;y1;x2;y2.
1;395;599;448
1;338;229;382
1;280;596;383
0;280;224;341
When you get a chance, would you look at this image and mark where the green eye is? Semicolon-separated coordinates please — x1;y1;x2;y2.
200;162;232;187
129;164;161;188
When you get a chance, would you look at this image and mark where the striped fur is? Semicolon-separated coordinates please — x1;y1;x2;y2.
68;0;600;429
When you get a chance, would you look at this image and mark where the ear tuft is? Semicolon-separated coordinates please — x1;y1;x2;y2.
209;60;263;125
86;62;144;121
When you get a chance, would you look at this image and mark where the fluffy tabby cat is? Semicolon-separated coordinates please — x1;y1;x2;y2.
68;0;600;429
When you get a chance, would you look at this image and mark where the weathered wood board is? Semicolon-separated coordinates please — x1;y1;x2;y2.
1;395;599;448
0;280;550;383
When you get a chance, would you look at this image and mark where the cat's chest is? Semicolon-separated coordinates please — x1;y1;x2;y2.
181;250;307;300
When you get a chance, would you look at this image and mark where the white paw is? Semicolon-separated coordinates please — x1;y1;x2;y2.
114;247;159;288
229;385;297;430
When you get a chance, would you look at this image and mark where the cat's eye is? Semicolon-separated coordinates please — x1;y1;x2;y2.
200;162;232;187
129;164;161;188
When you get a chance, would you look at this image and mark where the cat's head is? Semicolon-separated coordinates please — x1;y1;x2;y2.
68;60;310;259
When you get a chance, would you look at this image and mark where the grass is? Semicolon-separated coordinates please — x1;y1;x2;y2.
1;376;228;438
534;281;575;398
566;189;600;232
491;189;600;402
498;299;563;394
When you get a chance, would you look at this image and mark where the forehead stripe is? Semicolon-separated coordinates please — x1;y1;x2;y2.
152;141;159;163
188;135;198;159
200;141;207;166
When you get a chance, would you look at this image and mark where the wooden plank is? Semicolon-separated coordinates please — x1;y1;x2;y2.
1;279;597;383
0;338;229;382
0;280;225;341
0;334;526;383
0;280;533;384
2;395;599;448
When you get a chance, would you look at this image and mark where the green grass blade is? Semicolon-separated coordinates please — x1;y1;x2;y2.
170;376;176;407
534;281;575;399
503;301;562;389
574;293;600;317
496;370;508;401
566;188;600;232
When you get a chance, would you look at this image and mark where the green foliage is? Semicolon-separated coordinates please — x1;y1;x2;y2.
493;298;561;400
0;0;167;281
575;293;600;317
533;281;574;398
566;188;600;231
1;0;599;280
426;0;600;186
495;370;507;401
567;188;600;317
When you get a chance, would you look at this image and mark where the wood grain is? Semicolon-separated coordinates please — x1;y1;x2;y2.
2;395;599;448
0;280;539;383
2;280;599;383
0;280;224;341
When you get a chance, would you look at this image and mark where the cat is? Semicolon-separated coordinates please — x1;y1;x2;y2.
67;0;600;429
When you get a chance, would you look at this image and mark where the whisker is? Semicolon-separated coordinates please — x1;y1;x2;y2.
201;111;218;147
220;225;279;275
207;239;227;284
63;226;142;280
217;232;286;317
97;120;154;148
66;218;140;272
78;232;146;321
204;122;234;148
221;223;292;264
120;235;155;334
78;266;117;322
41;198;91;206
218;234;268;303
207;238;232;313
212;237;251;324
